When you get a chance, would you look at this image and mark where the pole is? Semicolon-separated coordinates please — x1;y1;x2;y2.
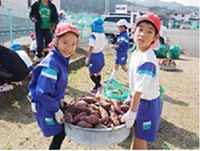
105;0;109;15
8;8;13;44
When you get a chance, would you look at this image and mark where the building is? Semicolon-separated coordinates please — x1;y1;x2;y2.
0;0;60;11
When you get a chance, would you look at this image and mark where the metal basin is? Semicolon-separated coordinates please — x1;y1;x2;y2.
65;123;131;147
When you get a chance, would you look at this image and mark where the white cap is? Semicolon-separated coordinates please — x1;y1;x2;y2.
59;10;66;16
117;19;131;28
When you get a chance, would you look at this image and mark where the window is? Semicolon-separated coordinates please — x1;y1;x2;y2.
28;0;32;8
104;16;130;23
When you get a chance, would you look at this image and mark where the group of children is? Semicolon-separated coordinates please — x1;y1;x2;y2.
85;13;162;150
86;17;131;94
0;11;162;150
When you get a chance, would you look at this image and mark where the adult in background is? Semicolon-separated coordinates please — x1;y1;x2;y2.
0;45;29;92
29;0;58;63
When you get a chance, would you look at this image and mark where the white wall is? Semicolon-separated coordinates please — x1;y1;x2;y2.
1;0;60;11
169;13;190;21
1;0;29;9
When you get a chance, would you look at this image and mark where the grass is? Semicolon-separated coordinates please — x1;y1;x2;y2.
0;50;199;150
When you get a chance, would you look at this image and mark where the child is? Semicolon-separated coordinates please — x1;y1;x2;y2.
121;13;162;149
58;10;72;24
109;19;130;80
29;32;37;57
28;23;79;149
11;43;33;74
85;17;108;94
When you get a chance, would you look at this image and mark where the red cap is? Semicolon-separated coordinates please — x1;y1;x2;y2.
55;23;80;37
135;13;161;32
30;32;35;39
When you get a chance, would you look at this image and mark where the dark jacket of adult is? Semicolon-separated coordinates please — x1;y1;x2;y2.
29;0;58;31
0;45;29;83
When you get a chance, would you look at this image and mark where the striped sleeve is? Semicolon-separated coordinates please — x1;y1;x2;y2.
41;67;57;80
135;62;156;93
137;62;156;78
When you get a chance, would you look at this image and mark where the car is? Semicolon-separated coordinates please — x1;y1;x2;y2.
181;21;192;29
103;12;138;45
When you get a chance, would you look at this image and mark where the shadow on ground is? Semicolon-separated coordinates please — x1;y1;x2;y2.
164;95;189;107
0;79;35;124
65;86;94;98
118;118;199;150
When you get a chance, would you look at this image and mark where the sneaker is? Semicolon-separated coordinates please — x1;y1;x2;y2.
90;87;98;94
97;85;104;92
11;81;22;86
33;56;42;63
0;84;14;92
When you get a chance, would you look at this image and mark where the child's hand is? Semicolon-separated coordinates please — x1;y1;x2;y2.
121;110;136;128
55;109;64;124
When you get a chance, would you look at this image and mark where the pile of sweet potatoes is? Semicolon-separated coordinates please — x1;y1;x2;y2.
63;96;130;128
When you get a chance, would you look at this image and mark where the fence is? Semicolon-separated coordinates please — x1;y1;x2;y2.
0;7;96;44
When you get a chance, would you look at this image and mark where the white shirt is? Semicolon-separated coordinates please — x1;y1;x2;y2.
88;32;108;53
129;48;160;100
29;40;37;52
15;50;33;69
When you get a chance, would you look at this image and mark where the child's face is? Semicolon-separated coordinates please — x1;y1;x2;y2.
117;26;126;32
55;32;78;58
134;22;159;51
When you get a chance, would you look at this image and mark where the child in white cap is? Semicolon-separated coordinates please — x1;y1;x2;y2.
29;22;79;149
122;13;162;149
109;19;131;81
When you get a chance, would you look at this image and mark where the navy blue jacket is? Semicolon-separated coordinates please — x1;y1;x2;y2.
29;0;58;31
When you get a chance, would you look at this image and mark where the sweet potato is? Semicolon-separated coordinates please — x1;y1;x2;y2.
99;106;110;125
112;100;123;114
64;112;74;123
120;104;129;112
90;109;101;118
73;111;88;123
81;96;97;104
76;100;88;107
99;106;109;119
89;104;99;110
83;114;99;125
110;111;120;126
99;100;111;112
76;120;93;128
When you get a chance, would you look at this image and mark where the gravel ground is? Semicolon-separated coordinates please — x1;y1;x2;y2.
0;29;199;150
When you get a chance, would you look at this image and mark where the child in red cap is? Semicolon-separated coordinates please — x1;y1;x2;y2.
122;13;162;149
29;22;79;149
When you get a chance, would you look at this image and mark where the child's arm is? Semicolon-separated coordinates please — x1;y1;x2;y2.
87;46;93;58
85;46;93;66
130;91;142;112
121;91;142;128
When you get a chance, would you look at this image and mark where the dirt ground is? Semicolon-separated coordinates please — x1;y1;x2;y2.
0;29;199;150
